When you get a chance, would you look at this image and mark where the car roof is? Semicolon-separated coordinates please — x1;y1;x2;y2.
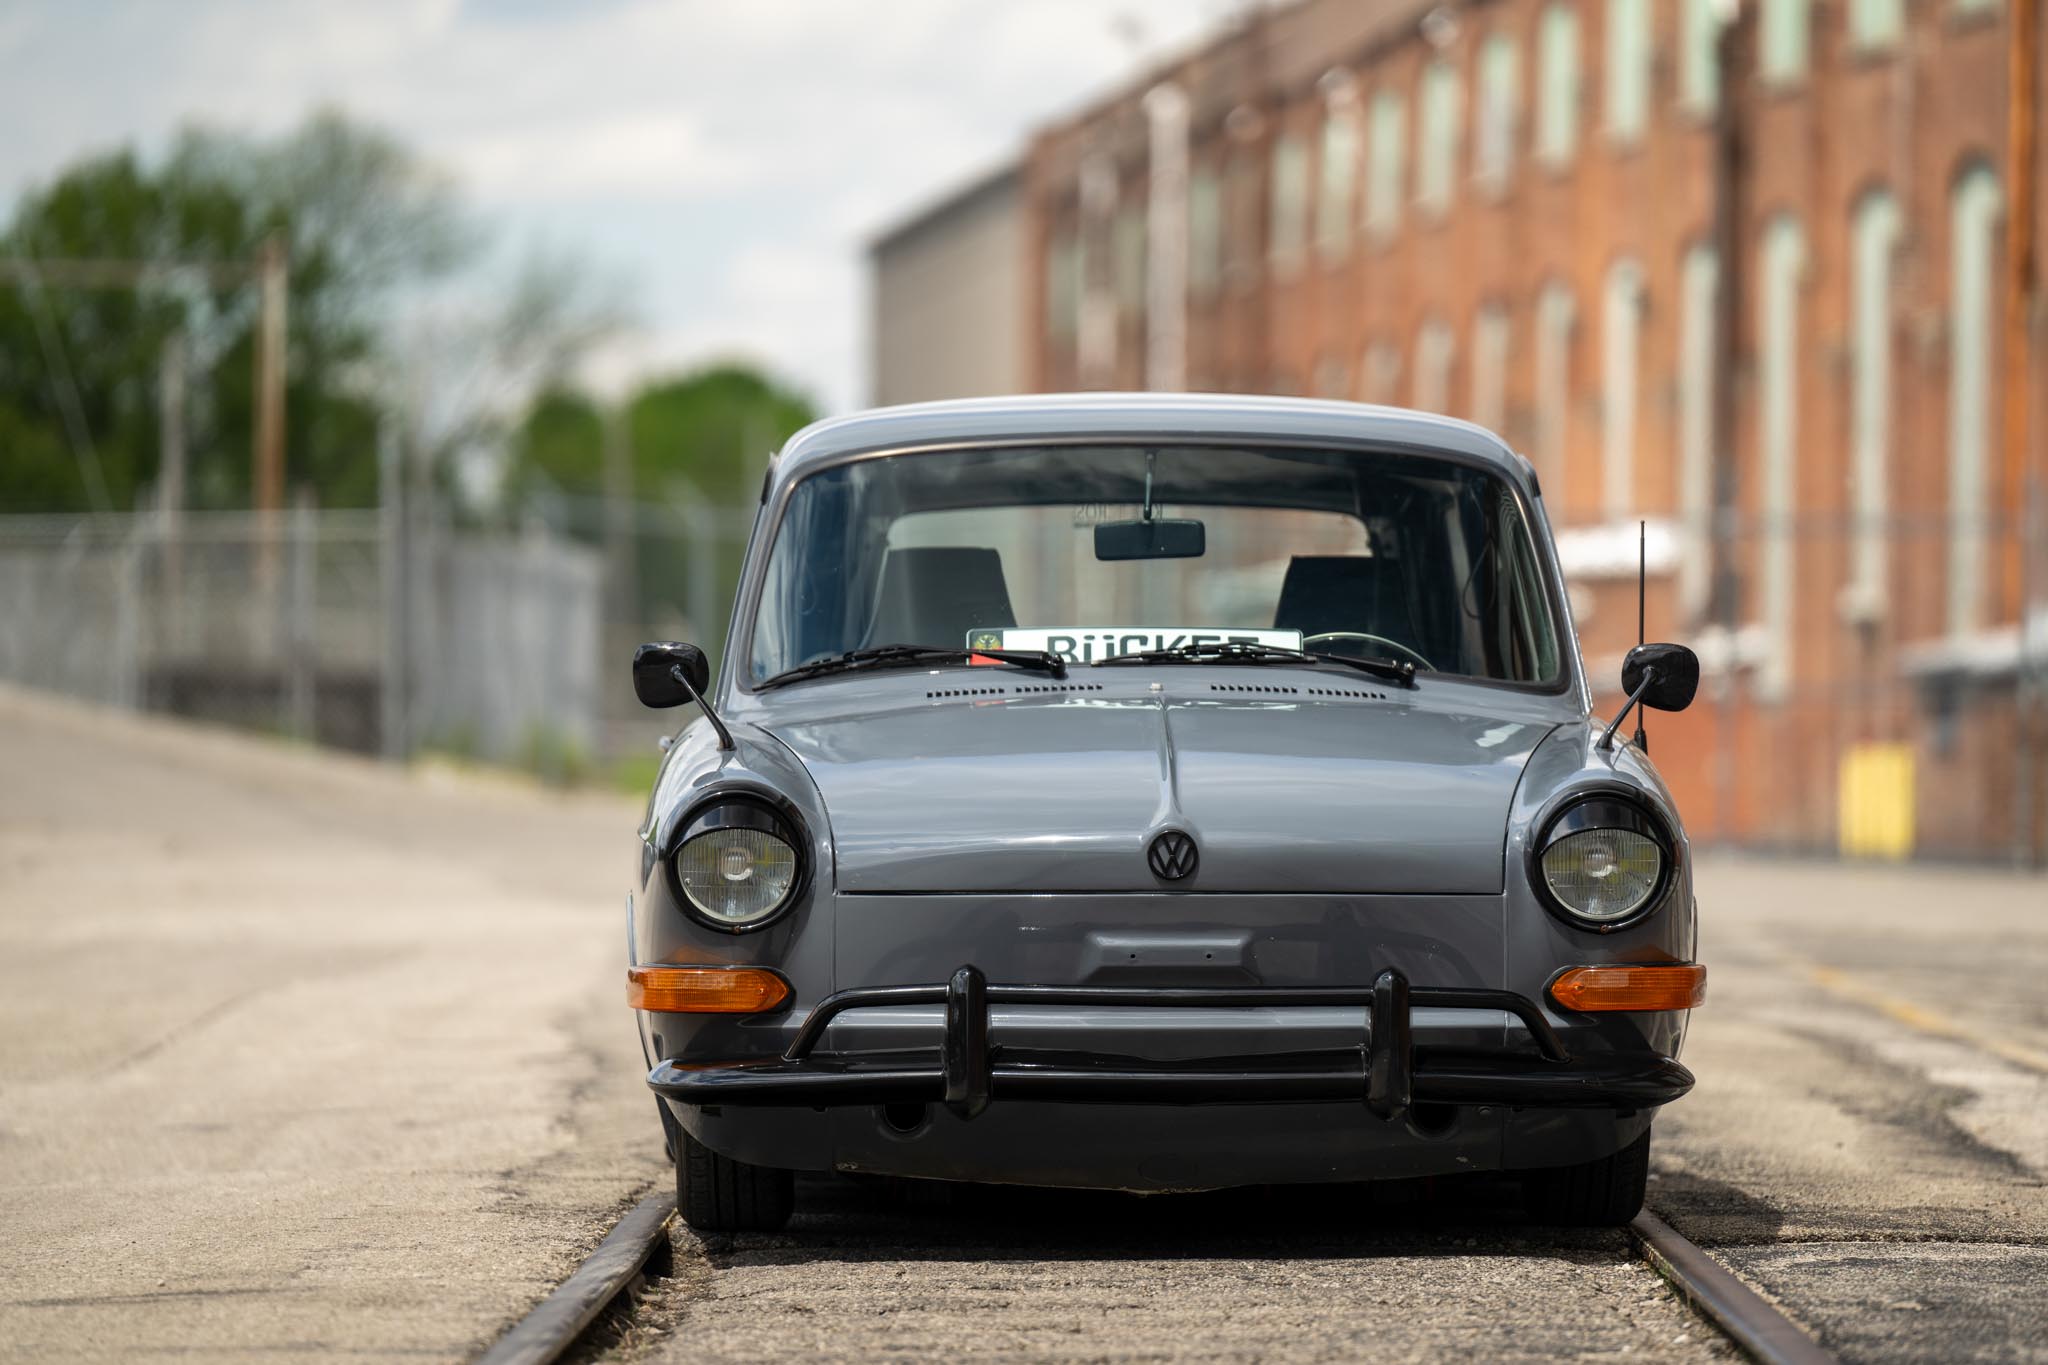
771;392;1535;491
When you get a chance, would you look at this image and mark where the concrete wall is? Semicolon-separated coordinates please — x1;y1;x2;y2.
869;167;1025;406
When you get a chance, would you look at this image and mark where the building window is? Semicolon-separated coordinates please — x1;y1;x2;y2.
1601;258;1645;520
1760;0;1809;86
1471;304;1510;433
1677;242;1718;619
1414;319;1457;414
1849;0;1904;49
1269;133;1309;274
1758;214;1804;699
1537;4;1581;168
1188;169;1223;302
1605;0;1650;144
1680;0;1729;113
1226;143;1262;282
1846;191;1900;622
1535;281;1577;498
1475;34;1520;193
1317;98;1360;265
1947;165;2003;636
1314;353;1349;399
1365;88;1407;238
1361;342;1403;404
1417;60;1463;216
1045;231;1080;341
1114;202;1147;321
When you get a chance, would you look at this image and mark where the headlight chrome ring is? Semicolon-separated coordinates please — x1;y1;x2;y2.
668;797;806;932
1531;795;1676;932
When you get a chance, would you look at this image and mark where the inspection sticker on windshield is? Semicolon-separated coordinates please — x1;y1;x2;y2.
968;627;1303;664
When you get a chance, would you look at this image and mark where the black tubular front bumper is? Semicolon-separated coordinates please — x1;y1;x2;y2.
646;966;1694;1122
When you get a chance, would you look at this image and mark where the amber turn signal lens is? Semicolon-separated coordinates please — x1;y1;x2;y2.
1549;963;1707;1012
627;965;791;1013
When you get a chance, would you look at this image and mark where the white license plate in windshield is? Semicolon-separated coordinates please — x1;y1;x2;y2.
967;627;1304;664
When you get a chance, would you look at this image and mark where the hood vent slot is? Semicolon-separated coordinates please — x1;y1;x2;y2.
926;685;1007;699
1210;683;1298;694
1306;685;1389;700
1012;682;1104;694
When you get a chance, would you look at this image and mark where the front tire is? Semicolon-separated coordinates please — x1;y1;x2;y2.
674;1125;795;1233
1521;1128;1650;1227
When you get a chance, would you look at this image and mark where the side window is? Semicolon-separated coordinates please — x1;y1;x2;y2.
1500;494;1562;682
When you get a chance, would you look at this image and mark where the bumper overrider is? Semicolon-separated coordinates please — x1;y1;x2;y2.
646;965;1695;1123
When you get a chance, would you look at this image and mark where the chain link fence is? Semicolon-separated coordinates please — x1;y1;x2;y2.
0;490;751;780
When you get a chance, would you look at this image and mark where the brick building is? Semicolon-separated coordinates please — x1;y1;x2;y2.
996;0;2047;860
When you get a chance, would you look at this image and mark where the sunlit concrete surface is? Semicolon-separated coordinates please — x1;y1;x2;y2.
1658;857;2048;1362
0;686;665;1362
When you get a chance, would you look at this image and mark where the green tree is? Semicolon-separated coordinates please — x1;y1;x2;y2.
503;364;817;647
0;110;467;514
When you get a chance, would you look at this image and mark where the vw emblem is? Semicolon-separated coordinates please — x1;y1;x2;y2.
1147;829;1198;881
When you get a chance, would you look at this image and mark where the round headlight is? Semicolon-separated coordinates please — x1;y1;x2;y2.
1534;796;1673;928
673;806;801;930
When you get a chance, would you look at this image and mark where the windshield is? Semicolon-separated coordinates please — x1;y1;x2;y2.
746;443;1563;687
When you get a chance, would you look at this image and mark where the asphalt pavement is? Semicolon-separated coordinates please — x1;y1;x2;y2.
0;686;665;1362
2;689;2042;1363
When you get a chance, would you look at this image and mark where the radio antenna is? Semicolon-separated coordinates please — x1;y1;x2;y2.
1634;520;1648;752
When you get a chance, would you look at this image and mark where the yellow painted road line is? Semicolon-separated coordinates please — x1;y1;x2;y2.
1803;963;2048;1076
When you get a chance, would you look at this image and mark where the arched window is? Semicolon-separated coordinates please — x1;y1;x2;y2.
1677;242;1719;619
1535;282;1577;500
1601;258;1646;519
1849;0;1904;50
1414;319;1458;414
1417;59;1463;215
1947;164;2003;636
1269;133;1309;275
1475;34;1520;192
1846;190;1900;621
1758;214;1804;700
1605;0;1650;143
1365;88;1407;239
1537;3;1581;167
1471;304;1511;433
1316;85;1360;265
1360;341;1403;405
1680;0;1730;114
1761;0;1809;86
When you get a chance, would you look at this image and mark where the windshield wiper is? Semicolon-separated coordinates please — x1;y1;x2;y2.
1094;640;1417;688
755;642;1068;691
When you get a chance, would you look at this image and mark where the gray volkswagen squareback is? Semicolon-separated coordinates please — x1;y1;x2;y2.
627;394;1705;1232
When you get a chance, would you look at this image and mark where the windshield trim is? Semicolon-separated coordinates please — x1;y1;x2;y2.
727;434;1581;705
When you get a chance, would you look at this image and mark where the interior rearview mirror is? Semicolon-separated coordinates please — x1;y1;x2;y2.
633;641;712;708
1622;642;1699;713
1094;517;1207;562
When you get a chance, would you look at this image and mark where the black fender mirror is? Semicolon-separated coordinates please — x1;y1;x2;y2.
633;641;711;709
1622;642;1700;713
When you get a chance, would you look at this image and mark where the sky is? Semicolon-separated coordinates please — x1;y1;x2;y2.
0;0;1242;414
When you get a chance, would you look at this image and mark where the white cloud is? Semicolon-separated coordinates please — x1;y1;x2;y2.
1;0;1238;412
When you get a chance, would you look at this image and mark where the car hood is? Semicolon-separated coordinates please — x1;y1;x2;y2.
762;687;1555;894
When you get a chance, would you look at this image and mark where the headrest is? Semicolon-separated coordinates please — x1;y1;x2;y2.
1273;555;1400;640
863;546;1017;649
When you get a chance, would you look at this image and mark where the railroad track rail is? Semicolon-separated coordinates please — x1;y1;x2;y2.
475;1196;1838;1365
